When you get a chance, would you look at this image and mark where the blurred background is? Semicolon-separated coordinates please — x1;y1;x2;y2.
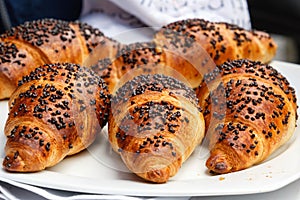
248;0;300;64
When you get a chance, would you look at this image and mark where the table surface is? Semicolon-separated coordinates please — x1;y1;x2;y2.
192;179;300;200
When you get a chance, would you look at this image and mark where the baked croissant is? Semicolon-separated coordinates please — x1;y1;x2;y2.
3;63;111;172
108;74;205;183
153;18;277;66
0;18;122;100
92;41;215;92
93;18;277;93
195;59;297;174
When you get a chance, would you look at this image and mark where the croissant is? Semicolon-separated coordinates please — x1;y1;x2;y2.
0;18;122;100
153;18;277;66
93;18;277;93
91;41;215;92
195;59;297;174
3;63;111;172
108;74;205;183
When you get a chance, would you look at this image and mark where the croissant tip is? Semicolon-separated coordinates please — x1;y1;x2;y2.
208;162;232;174
2;154;22;171
206;154;233;174
144;169;170;183
2;151;40;172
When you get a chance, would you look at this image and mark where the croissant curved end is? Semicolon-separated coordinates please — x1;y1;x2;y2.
144;168;170;183
137;168;171;183
3;150;44;172
206;152;233;174
3;153;26;172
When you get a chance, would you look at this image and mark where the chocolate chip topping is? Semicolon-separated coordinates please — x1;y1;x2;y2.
155;18;276;64
199;59;297;159
1;19;77;47
112;74;199;107
112;74;200;158
4;63;111;170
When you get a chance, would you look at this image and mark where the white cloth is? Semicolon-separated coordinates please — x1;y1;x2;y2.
80;0;251;38
0;177;189;200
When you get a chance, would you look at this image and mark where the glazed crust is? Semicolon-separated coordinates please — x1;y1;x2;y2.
0;18;121;100
108;74;205;183
154;18;277;66
92;41;215;92
2;63;111;172
195;59;297;174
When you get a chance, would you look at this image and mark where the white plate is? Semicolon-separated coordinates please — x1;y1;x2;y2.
0;60;300;197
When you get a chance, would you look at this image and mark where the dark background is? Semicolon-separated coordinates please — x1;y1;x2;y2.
248;0;300;63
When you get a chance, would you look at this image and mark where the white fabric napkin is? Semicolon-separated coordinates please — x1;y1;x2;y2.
80;0;251;37
0;177;190;200
110;0;251;29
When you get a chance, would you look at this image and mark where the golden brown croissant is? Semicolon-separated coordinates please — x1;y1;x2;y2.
195;59;297;174
91;41;215;92
0;18;122;100
153;18;277;66
108;74;205;183
93;18;277;93
3;63;111;172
